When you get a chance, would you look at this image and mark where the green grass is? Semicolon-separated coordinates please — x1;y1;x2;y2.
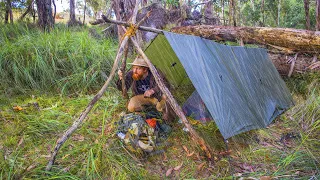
0;23;117;95
0;89;153;179
0;23;319;179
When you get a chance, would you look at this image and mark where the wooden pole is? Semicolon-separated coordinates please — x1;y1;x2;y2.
120;44;129;99
46;35;130;171
129;36;214;160
46;0;144;171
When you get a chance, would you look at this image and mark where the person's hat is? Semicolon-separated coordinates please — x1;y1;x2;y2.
128;57;149;67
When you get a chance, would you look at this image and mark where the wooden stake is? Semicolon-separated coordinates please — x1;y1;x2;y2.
120;43;129;99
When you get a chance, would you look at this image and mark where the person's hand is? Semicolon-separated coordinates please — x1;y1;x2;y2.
144;89;155;98
118;70;123;80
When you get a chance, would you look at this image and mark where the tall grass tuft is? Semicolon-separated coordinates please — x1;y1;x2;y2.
274;75;320;176
0;23;117;95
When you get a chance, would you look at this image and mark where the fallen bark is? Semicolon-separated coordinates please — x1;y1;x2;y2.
269;53;319;75
171;25;320;53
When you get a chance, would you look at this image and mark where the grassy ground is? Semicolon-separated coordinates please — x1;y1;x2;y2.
0;23;319;179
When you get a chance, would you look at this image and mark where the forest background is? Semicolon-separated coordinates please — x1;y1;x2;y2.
0;0;319;179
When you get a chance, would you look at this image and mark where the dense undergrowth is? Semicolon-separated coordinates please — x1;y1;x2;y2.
0;23;319;179
0;23;117;95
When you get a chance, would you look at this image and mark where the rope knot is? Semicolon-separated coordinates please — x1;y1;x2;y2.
124;23;138;37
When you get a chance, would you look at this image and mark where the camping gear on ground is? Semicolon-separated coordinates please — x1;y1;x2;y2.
144;32;294;139
117;113;171;153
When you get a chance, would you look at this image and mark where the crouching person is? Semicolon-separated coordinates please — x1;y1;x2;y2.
116;57;175;121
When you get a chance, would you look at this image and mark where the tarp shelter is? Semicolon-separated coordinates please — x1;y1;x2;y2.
143;31;294;139
182;91;213;123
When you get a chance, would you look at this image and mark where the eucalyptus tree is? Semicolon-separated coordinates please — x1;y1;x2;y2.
317;0;320;30
69;0;77;24
304;0;311;29
35;0;54;31
4;0;13;23
87;0;107;19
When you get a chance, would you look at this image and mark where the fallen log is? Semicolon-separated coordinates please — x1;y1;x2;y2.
171;25;320;75
99;19;319;74
171;25;320;54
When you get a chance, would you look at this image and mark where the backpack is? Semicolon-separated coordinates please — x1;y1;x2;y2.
117;113;158;153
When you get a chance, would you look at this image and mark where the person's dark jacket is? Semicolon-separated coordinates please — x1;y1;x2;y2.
116;68;176;121
116;69;170;101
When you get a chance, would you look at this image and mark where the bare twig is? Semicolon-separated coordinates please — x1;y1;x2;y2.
89;18;105;25
311;54;318;63
102;24;115;32
288;53;298;77
19;0;34;20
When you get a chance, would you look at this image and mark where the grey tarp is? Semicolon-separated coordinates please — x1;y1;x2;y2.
145;31;294;139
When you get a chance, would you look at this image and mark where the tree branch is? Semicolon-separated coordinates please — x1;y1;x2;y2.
102;15;163;34
46;34;130;172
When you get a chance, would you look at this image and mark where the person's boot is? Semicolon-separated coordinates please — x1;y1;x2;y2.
156;95;167;112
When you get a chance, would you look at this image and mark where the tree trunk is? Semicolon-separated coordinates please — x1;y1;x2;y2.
228;0;231;25
52;0;56;23
203;1;214;25
316;0;320;30
32;2;36;23
304;0;310;30
5;10;9;23
83;0;87;25
222;0;225;25
229;0;236;26
9;0;13;23
261;0;264;26
36;0;54;31
250;0;255;11
237;0;241;26
112;0;125;42
5;0;13;24
277;0;281;27
69;0;76;24
123;0;136;21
